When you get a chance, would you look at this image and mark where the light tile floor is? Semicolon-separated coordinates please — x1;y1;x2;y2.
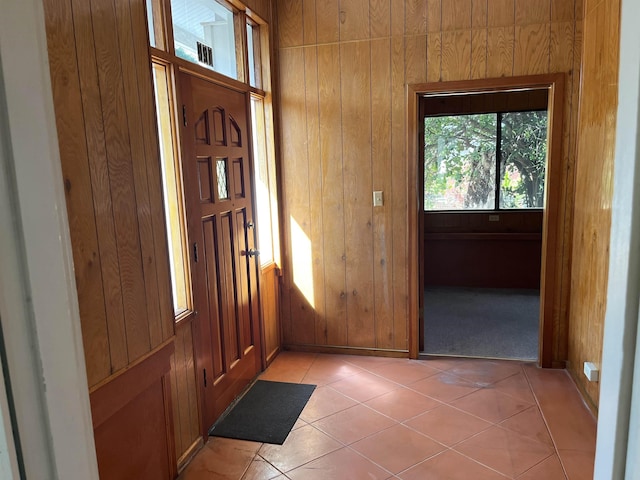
179;352;596;480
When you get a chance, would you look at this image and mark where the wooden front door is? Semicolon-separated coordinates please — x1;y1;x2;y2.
179;73;262;433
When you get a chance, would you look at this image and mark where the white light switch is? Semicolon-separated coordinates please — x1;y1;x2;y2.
373;191;384;207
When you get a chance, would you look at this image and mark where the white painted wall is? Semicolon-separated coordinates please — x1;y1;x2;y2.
0;0;99;478
594;0;640;478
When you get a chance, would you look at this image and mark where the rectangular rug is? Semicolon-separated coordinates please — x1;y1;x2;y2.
209;380;316;445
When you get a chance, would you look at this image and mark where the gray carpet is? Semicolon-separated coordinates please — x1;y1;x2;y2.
423;287;540;360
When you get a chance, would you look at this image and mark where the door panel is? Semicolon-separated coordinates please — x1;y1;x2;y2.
180;73;262;432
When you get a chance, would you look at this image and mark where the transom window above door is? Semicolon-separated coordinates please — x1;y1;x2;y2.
171;0;238;79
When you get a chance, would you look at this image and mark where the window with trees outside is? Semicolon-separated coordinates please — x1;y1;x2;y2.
424;110;548;211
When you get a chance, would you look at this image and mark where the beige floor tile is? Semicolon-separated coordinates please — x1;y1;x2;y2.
351;424;445;473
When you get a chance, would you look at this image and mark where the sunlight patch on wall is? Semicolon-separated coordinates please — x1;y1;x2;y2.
290;216;314;308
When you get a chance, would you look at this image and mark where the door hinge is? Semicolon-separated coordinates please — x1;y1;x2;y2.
182;105;187;126
193;242;199;262
203;368;207;387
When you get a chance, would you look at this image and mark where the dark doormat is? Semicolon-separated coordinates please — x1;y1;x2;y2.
209;380;316;445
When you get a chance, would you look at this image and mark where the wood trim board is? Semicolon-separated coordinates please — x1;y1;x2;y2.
407;74;566;366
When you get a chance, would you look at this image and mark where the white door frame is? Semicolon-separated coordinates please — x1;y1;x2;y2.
0;0;99;478
595;0;640;477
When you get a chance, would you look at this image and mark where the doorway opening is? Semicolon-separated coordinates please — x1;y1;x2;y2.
407;75;566;367
420;90;548;361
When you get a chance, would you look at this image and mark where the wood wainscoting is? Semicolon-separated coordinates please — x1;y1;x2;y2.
90;341;176;480
424;211;544;289
261;263;282;366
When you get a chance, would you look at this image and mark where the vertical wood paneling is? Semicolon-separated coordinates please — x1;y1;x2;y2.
129;0;174;343
487;27;514;77
277;0;303;47
426;33;442;82
44;0;112;385
514;23;550;75
279;47;314;344
371;38;394;348
303;0;317;44
471;29;488;78
261;267;281;363
472;0;488;28
304;46;327;344
487;0;514;27
391;0;405;35
90;0;151;360
316;0;340;43
568;0;620;409
405;0;427;35
340;41;374;347
277;0;582;357
405;35;427;84
70;0;129;374
426;0;441;32
113;0;162;348
442;0;472;31
391;34;408;350
551;0;574;22
441;31;472;81
170;322;199;462
515;0;551;25
550;22;574;72
318;43;348;346
370;0;391;38
45;0;174;386
339;0;370;41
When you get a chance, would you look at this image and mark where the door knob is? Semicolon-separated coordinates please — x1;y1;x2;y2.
242;249;260;257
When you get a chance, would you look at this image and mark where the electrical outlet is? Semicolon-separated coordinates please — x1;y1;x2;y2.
373;191;384;207
489;215;500;222
584;362;599;382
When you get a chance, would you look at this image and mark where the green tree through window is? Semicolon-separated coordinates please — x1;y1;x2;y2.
424;110;548;211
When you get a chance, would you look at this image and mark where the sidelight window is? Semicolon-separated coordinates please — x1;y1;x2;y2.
152;62;192;317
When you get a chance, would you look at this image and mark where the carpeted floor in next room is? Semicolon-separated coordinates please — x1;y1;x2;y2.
423;287;540;360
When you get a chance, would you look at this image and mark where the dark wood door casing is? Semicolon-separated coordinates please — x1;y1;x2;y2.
179;73;262;434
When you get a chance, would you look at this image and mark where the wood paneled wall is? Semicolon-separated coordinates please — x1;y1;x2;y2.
170;321;200;467
568;0;620;409
243;0;272;20
276;0;582;354
44;0;174;388
44;0;180;475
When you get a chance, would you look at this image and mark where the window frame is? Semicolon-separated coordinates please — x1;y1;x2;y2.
151;59;193;320
146;0;281;277
423;108;549;213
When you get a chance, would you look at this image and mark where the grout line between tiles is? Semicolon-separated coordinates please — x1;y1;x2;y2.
521;364;572;480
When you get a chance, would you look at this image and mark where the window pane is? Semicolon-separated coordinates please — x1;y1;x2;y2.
152;63;191;316
216;158;229;200
246;23;256;87
250;95;274;266
146;0;156;47
424;114;497;210
171;0;238;79
246;22;261;88
499;111;548;209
